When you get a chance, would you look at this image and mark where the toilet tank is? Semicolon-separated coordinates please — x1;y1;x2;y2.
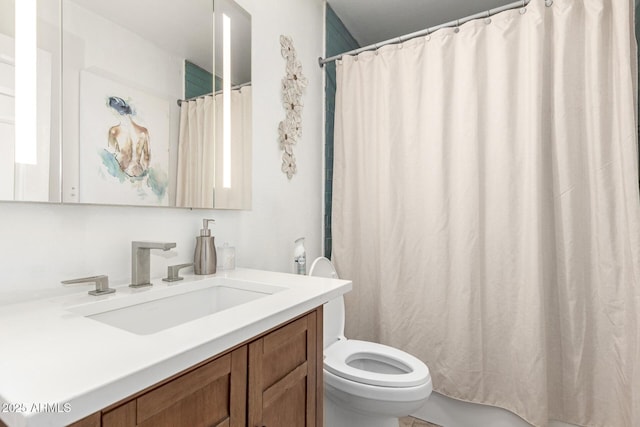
308;257;346;349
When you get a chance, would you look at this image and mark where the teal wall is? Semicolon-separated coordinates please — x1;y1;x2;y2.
325;4;359;258
636;2;640;188
185;60;222;99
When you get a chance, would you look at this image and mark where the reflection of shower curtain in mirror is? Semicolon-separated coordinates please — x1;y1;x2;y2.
176;86;251;208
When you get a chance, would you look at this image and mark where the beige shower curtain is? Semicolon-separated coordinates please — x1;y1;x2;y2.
176;86;252;208
176;96;215;207
331;1;640;426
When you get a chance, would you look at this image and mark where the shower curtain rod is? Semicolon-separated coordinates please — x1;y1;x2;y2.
318;0;544;67
177;81;252;106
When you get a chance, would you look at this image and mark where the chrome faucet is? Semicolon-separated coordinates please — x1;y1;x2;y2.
130;241;176;288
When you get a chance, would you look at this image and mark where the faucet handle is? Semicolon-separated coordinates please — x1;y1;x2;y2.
162;263;193;282
61;275;116;296
132;241;177;251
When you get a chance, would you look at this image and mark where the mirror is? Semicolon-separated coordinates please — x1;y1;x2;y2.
0;0;62;203
61;0;251;209
177;0;252;209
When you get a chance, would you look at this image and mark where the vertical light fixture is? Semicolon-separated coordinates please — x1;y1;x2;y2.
222;13;232;188
15;0;38;165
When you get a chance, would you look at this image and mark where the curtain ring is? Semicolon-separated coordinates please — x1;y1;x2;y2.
520;0;527;14
545;0;553;6
484;10;492;24
454;20;460;33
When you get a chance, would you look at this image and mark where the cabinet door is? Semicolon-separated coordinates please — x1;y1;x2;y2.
248;310;322;427
103;346;247;427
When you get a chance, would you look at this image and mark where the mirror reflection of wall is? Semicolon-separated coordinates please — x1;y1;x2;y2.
61;0;251;209
0;0;61;203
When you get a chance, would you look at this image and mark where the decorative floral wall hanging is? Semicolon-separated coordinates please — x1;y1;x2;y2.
279;35;307;179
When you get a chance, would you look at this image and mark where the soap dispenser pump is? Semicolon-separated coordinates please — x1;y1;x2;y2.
194;219;217;275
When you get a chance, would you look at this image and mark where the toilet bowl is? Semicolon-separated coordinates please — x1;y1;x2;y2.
309;257;432;427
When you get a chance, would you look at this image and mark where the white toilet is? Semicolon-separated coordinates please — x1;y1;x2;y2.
309;257;432;427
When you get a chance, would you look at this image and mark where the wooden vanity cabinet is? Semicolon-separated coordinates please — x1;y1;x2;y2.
92;307;322;427
248;310;321;427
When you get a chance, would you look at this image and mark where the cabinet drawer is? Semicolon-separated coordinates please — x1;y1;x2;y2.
137;353;232;424
103;347;247;427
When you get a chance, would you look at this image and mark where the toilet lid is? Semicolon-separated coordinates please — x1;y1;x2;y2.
324;339;430;387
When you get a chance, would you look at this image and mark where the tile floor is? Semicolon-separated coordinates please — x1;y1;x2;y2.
399;416;442;427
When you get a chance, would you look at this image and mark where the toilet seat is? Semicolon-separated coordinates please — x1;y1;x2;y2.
324;339;430;388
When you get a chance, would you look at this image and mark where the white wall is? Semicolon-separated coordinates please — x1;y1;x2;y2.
0;0;325;305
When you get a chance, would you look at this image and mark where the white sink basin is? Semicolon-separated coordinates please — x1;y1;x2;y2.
67;278;286;335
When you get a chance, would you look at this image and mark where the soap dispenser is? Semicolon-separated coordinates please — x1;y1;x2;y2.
194;219;217;275
293;237;307;275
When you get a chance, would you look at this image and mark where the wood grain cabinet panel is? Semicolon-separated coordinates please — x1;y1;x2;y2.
102;400;136;427
66;412;101;427
248;311;321;427
102;346;247;427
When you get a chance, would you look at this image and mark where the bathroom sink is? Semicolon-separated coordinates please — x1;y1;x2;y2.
67;278;286;335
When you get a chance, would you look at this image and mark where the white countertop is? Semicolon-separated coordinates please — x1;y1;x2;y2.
0;269;351;427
